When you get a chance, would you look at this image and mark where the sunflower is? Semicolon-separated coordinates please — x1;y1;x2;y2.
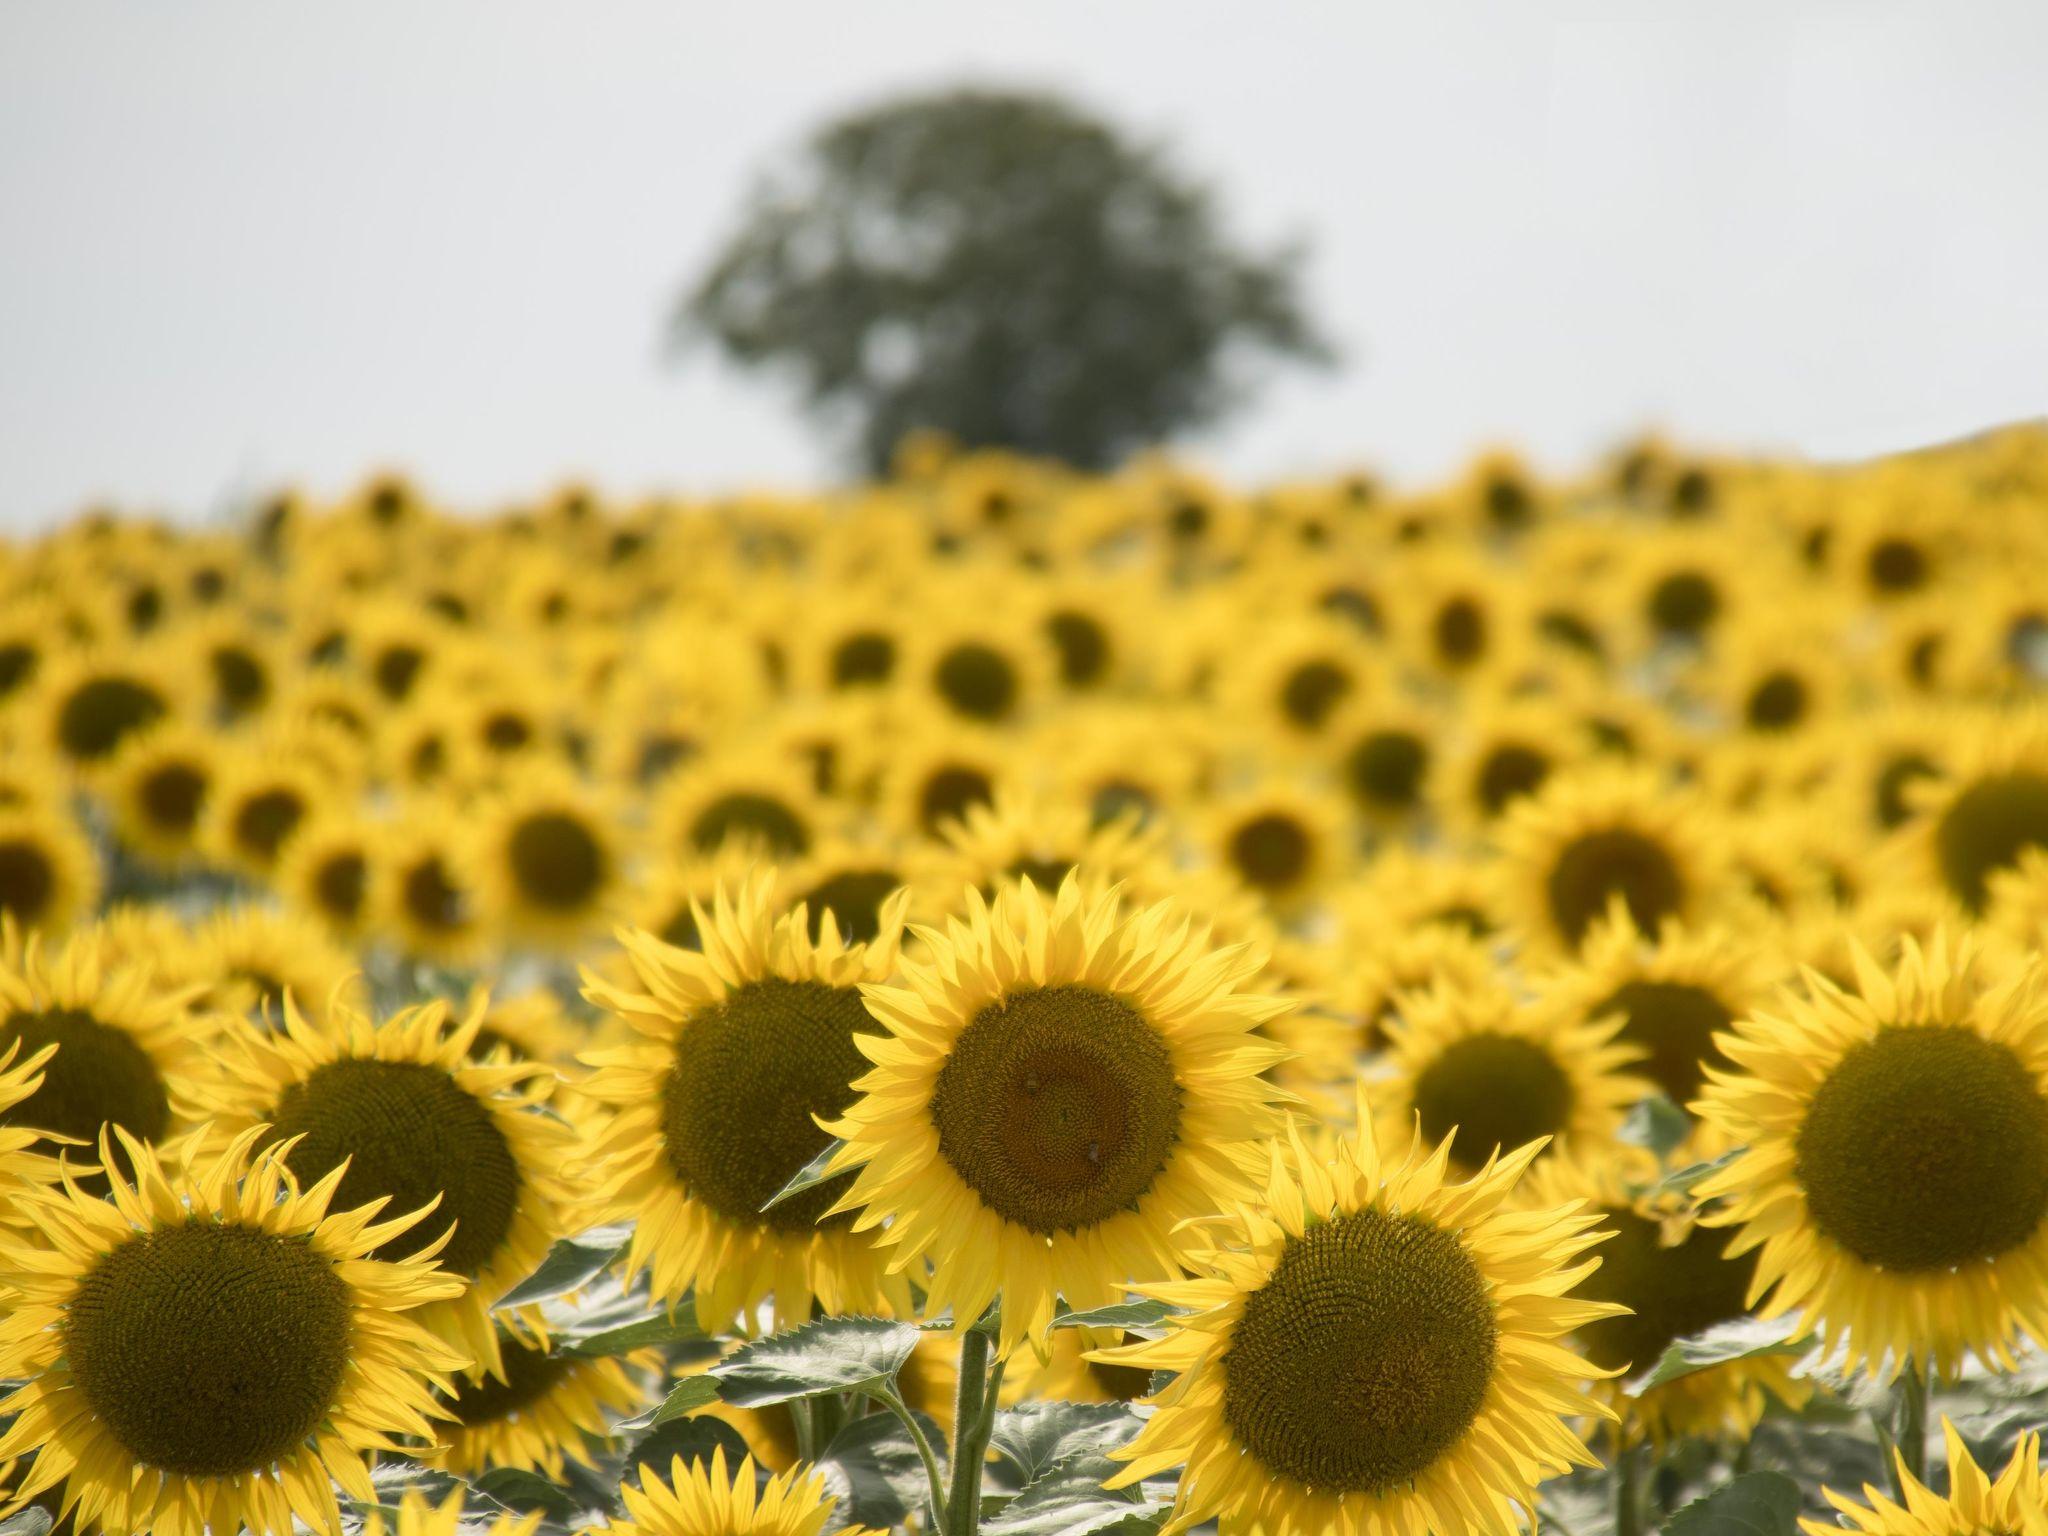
475;767;622;947
1806;1420;2048;1536
0;801;101;935
374;801;499;965
1016;1327;1159;1406
35;651;183;774
103;720;218;867
361;1488;541;1536
612;1447;850;1536
0;1127;467;1536
1495;765;1730;955
1222;616;1380;744
822;876;1287;1355
1695;932;2048;1377
1041;702;1211;831
1394;552;1527;679
1533;904;1783;1111
202;742;327;879
184;610;281;722
656;747;831;861
0;1036;66;1219
924;788;1168;917
0;927;210;1183
426;1324;650;1479
774;834;919;947
578;871;917;1330
621;844;764;954
1522;1154;1808;1446
1892;710;2048;915
1200;779;1350;915
189;993;582;1374
907;604;1049;726
796;592;911;694
1377;975;1648;1175
1030;569;1144;694
1621;529;1746;654
1100;1109;1620;1536
173;903;361;1024
1440;693;1590;830
275;808;380;941
1331;920;1497;1054
876;716;1020;840
1700;612;1850;738
1329;694;1442;828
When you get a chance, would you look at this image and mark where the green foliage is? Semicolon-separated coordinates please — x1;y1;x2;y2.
1662;1473;1801;1536
711;1316;925;1407
680;88;1332;472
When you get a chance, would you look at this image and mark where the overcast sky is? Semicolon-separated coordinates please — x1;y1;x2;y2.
3;2;2045;532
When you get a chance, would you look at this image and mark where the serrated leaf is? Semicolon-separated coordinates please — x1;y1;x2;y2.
496;1225;632;1307
1048;1300;1174;1331
981;1454;1162;1536
564;1311;707;1358
471;1466;576;1517
816;1405;948;1527
1662;1472;1800;1536
713;1317;923;1407
616;1372;724;1431
1628;1316;1809;1395
1619;1094;1692;1160
0;1511;54;1536
991;1402;1146;1486
761;1137;848;1212
628;1413;754;1477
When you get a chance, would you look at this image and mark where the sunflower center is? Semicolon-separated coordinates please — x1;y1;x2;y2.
0;642;37;696
934;643;1020;721
1589;979;1731;1105
1223;1208;1496;1494
1477;743;1550;816
1229;813;1311;893
831;633;896;687
372;644;426;702
930;985;1181;1236
919;766;995;835
1649;572;1718;636
1280;660;1351;730
65;1221;352;1477
0;838;56;925
210;647;268;712
448;1333;575;1426
1545;828;1684;948
269;1059;522;1275
1433;598;1486;665
313;850;368;924
1344;730;1428;813
57;676;165;761
660;978;876;1232
1935;772;2048;912
1573;1209;1754;1374
403;855;469;933
0;1007;170;1152
1795;1026;2048;1271
1744;672;1808;731
508;811;605;910
1411;1033;1574;1164
138;761;206;833
1875;753;1939;829
799;869;902;945
483;712;533;753
689;793;810;857
1046;611;1110;688
233;788;306;864
1869;538;1927;593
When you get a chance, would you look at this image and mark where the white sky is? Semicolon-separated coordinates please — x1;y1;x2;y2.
3;2;2046;532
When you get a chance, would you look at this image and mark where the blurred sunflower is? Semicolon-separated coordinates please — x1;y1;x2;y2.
822;877;1287;1354
579;872;916;1329
0;801;100;935
1894;711;2048;915
1201;780;1349;914
657;748;830;860
361;1488;541;1536
427;1325;649;1479
174;903;361;1023
1101;1110;1619;1536
1806;1420;2048;1536
375;802;497;965
275;807;379;941
104;721;218;867
0;1128;466;1536
475;767;622;946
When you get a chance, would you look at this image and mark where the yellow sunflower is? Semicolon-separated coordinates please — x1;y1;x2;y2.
1329;694;1443;829
923;788;1168;918
613;1447;851;1536
0;1036;65;1219
189;993;582;1374
1199;779;1351;915
275;807;380;942
1695;931;2048;1377
374;800;499;965
0;1127;467;1536
1892;710;2048;916
1377;975;1649;1175
35;650;184;776
0;801;100;935
104;720;219;867
201;741;327;879
0;926;210;1183
822;876;1287;1355
172;903;362;1023
656;747;832;861
1806;1420;2048;1536
426;1324;650;1478
474;767;623;947
1101;1109;1620;1536
362;1488;540;1536
578;871;917;1330
774;834;920;947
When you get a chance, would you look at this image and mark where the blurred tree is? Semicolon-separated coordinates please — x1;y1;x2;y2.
675;88;1334;473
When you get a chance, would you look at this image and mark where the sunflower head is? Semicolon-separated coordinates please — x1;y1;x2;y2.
615;1446;849;1536
1103;1109;1620;1536
1805;1419;2047;1536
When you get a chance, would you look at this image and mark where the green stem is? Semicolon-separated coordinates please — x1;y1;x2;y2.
874;1387;948;1531
1894;1362;1930;1493
790;1396;817;1465
1615;1437;1641;1536
948;1324;994;1536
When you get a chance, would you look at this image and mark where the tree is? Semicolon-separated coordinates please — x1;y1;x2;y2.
676;88;1334;474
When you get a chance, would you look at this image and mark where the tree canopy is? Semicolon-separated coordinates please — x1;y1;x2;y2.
677;88;1333;472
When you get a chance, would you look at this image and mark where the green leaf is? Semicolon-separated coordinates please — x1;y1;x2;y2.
1651;1149;1742;1199
628;1414;754;1478
713;1317;923;1408
1628;1317;1810;1395
0;1511;54;1536
564;1311;708;1359
496;1224;632;1307
470;1467;577;1517
1662;1472;1801;1536
1619;1095;1692;1160
1048;1300;1174;1331
816;1405;948;1528
990;1403;1146;1486
616;1372;724;1432
761;1137;847;1213
981;1453;1162;1536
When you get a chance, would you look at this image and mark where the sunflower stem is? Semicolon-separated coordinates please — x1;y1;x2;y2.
873;1385;948;1530
1614;1437;1642;1536
1894;1361;1930;1492
948;1322;994;1536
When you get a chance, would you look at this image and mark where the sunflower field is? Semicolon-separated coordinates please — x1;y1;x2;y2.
3;425;2048;1536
